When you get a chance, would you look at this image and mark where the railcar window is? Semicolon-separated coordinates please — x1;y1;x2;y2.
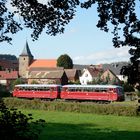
15;87;19;91
92;88;96;92
37;88;40;91
75;88;81;91
87;88;90;92
34;87;38;91
109;88;114;92
83;88;86;92
82;88;89;92
68;88;75;92
23;87;27;91
40;88;44;91
88;88;93;92
44;87;50;91
75;88;78;91
95;88;100;92
114;88;116;92
78;88;82;91
29;87;33;91
50;87;55;91
100;88;107;92
63;87;67;91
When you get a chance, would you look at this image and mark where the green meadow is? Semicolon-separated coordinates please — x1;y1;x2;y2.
21;109;140;140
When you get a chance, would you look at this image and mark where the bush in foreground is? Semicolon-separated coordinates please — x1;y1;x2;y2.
0;99;45;140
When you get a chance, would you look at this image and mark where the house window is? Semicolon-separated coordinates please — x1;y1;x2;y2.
85;73;88;77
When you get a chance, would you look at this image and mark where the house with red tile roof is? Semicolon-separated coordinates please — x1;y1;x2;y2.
0;71;19;87
28;70;68;85
19;42;68;85
79;66;103;85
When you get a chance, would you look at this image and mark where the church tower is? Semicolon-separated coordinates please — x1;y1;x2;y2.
19;41;34;78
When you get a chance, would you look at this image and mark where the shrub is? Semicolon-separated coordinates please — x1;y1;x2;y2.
122;82;134;92
0;84;11;97
0;99;45;140
4;98;140;117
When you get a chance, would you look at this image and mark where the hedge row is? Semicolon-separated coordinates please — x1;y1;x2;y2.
3;97;140;117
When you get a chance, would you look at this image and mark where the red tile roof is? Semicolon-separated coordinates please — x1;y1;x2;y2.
87;67;103;77
0;71;18;80
29;59;57;68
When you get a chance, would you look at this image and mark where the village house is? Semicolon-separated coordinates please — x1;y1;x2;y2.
0;71;19;88
102;62;128;82
79;66;103;85
28;70;68;85
100;69;121;85
64;69;81;83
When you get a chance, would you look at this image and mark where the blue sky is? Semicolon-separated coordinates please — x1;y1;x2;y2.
0;0;134;65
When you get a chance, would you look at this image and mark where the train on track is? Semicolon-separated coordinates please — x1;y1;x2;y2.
12;84;125;102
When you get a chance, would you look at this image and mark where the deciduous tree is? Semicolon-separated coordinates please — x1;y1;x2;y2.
57;54;73;69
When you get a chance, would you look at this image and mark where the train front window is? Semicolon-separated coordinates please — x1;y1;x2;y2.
117;88;123;94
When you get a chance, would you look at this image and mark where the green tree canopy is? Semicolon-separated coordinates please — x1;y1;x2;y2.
57;54;73;69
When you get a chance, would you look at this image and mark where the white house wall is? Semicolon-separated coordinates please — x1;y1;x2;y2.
0;80;7;85
79;69;93;85
117;75;128;82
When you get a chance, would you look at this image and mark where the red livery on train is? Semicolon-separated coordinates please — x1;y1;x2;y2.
13;84;124;102
61;85;124;102
13;84;61;99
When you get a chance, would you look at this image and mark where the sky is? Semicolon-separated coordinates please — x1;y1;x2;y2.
0;0;136;65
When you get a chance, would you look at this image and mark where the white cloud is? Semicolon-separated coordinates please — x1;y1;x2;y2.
37;0;50;4
73;47;131;65
5;0;50;19
6;0;50;12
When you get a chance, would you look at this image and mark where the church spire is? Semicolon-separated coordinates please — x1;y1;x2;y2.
20;41;33;57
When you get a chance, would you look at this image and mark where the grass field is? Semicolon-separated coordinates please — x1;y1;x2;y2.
21;109;140;140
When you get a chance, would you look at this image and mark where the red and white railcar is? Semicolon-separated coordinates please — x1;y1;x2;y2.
13;84;61;99
61;85;124;102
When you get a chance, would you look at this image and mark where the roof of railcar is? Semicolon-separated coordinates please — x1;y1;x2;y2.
15;84;61;87
62;85;122;88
